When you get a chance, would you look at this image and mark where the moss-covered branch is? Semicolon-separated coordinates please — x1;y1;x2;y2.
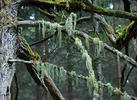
95;14;116;44
83;1;137;21
94;14;137;49
115;21;137;49
16;28;65;100
20;0;137;21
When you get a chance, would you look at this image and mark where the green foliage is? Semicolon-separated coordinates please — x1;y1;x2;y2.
115;25;122;36
65;13;99;99
86;76;93;95
35;61;135;100
70;71;79;87
42;20;46;38
59;67;67;81
5;0;11;5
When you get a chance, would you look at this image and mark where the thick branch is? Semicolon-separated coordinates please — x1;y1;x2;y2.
16;28;65;100
20;0;137;21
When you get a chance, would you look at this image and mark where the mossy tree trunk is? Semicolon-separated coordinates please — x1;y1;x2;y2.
0;1;18;100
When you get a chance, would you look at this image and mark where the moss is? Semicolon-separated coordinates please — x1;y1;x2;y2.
34;52;41;61
38;0;72;5
115;21;135;49
116;21;135;41
21;33;41;61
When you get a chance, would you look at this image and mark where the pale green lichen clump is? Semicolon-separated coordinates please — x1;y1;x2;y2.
75;37;99;100
40;20;62;47
93;38;104;56
65;12;77;36
123;92;132;100
65;13;99;99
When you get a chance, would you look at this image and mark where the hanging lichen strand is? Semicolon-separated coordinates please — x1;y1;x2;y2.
33;60;136;100
65;12;77;36
40;20;62;47
93;38;104;56
36;62;67;82
65;13;99;100
75;38;99;100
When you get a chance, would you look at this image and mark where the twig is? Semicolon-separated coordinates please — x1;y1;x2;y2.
30;34;55;46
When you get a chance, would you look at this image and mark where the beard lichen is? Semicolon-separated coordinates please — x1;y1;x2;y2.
65;12;77;36
93;38;104;56
123;92;132;100
40;20;62;47
74;37;99;100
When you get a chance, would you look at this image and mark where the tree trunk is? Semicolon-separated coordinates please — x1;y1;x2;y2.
0;1;18;100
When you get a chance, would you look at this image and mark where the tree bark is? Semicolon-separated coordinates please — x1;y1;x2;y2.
0;1;18;100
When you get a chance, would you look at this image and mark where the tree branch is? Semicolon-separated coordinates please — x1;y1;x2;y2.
74;30;137;68
30;34;55;46
16;28;65;100
20;0;137;21
17;20;137;68
95;14;116;44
